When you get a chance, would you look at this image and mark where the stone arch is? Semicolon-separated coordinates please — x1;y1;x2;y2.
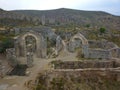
15;31;46;58
69;33;89;58
71;33;88;45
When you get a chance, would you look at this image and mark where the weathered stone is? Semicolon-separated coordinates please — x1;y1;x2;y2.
68;33;120;59
68;33;89;58
15;31;47;58
6;48;18;67
52;60;116;69
26;52;33;67
56;36;63;54
88;49;112;59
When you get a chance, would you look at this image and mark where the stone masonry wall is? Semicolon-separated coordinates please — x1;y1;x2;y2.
52;60;119;69
88;40;118;49
30;69;120;90
88;49;112;59
50;69;120;82
6;48;18;67
109;48;120;58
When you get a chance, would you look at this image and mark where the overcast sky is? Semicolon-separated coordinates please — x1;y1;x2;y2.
0;0;120;15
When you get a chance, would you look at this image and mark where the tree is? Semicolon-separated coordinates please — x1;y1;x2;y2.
85;24;90;28
99;27;106;34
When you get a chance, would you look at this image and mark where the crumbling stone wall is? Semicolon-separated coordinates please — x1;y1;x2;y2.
50;69;120;82
118;48;120;58
88;40;120;59
56;36;63;54
88;49;112;59
68;33;120;59
29;69;120;90
6;48;17;67
26;52;33;67
68;33;89;58
88;40;118;49
109;48;120;58
15;31;47;58
68;39;82;52
51;60;118;69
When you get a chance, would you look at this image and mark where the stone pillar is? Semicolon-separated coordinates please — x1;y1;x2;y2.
14;38;19;57
26;52;33;67
56;36;63;55
0;62;6;78
6;48;18;67
68;41;75;52
41;36;47;58
0;61;3;78
82;45;89;58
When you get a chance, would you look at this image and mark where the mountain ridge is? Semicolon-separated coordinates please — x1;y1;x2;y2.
0;8;120;30
9;8;118;16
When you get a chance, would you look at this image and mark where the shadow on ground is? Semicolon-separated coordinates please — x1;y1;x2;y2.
8;64;28;76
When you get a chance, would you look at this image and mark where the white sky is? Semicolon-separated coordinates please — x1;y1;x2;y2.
0;0;120;15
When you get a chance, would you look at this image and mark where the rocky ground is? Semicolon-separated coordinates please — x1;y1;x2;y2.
0;52;76;90
0;52;120;90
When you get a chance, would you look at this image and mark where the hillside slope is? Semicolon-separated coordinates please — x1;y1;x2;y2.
0;8;120;30
12;8;120;30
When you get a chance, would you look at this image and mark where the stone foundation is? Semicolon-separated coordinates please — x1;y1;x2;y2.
52;60;120;69
28;69;120;90
88;49;112;59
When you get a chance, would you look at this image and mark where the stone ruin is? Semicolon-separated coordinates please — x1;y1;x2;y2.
51;60;120;69
26;49;33;68
0;48;17;78
5;27;120;69
68;33;89;58
5;27;64;68
14;30;47;58
6;48;18;67
67;33;120;59
1;27;119;90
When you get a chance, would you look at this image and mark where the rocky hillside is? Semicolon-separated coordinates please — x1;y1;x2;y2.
0;8;34;27
0;8;120;30
12;8;120;30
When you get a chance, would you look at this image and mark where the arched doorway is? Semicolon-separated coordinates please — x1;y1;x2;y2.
69;33;89;58
25;35;36;55
15;31;47;58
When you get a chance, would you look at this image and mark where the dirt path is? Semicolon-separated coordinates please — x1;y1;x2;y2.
0;58;51;90
0;52;78;90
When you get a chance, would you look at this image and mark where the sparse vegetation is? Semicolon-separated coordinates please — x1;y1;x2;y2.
0;8;120;90
99;27;106;34
27;71;120;90
0;37;14;53
85;24;90;28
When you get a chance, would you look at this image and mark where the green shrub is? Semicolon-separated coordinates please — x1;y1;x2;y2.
0;38;14;53
99;27;106;34
85;24;90;28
